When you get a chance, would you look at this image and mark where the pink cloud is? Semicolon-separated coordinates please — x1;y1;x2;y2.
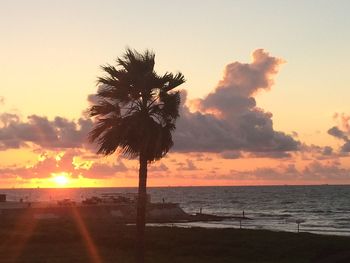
0;150;129;180
0;114;93;150
173;49;299;155
328;113;350;153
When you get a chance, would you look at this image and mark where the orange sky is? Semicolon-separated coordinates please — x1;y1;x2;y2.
1;1;350;188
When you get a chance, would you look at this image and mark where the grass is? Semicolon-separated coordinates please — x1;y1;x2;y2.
0;217;349;262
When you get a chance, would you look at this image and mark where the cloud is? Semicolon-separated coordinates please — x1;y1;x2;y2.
333;112;350;131
0;113;20;127
0;49;299;158
0;113;93;150
82;159;128;178
219;151;242;159
299;144;337;160
197;49;283;115
173;49;299;155
328;126;348;141
340;141;350;152
0;150;128;179
0;153;71;179
87;94;99;105
248;151;292;159
322;146;333;156
327;113;350;152
149;163;169;172
204;161;350;183
176;159;199;171
302;161;350;181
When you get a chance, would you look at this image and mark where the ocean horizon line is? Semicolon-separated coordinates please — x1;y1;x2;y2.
1;183;350;190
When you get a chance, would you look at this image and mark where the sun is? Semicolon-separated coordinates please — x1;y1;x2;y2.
52;173;70;187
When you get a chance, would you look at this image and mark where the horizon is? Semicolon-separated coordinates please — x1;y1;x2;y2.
1;183;350;190
1;0;350;188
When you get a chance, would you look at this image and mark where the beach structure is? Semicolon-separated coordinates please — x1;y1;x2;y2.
0;194;6;202
0;193;246;224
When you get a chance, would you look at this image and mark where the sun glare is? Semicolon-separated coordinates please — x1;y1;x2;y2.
52;173;70;187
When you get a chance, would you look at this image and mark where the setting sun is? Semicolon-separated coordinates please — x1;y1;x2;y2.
52;173;70;187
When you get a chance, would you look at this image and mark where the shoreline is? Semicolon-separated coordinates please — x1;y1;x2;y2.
1;186;350;239
148;221;350;237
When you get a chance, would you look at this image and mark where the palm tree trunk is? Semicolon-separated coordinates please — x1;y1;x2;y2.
136;153;148;263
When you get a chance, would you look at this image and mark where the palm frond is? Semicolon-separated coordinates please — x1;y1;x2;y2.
89;99;120;117
162;72;186;92
89;48;185;161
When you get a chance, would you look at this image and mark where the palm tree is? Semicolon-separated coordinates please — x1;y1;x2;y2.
88;48;185;263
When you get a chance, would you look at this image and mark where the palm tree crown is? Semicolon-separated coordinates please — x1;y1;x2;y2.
89;49;185;161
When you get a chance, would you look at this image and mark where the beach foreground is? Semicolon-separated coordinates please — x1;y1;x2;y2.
0;217;349;263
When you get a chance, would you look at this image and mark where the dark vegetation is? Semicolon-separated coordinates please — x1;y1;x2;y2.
0;217;349;263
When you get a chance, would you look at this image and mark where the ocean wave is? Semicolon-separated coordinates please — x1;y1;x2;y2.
255;213;293;219
3;185;350;237
280;200;295;204
282;209;333;214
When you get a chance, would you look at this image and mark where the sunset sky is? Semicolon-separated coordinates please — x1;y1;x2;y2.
1;0;350;188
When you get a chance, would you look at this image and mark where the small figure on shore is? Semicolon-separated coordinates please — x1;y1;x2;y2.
243;210;245;218
199;207;202;214
162;198;165;203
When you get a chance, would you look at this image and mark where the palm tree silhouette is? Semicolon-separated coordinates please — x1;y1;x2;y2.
88;48;185;262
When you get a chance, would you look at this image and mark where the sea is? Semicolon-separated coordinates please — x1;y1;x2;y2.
1;185;350;236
